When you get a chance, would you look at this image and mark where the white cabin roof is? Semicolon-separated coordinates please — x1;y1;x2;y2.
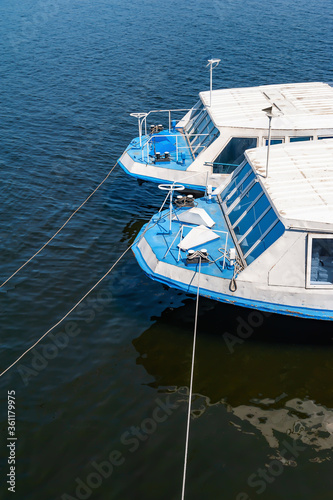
245;139;333;231
200;82;333;131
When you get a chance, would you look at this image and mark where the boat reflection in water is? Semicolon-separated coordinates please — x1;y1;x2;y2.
132;298;333;464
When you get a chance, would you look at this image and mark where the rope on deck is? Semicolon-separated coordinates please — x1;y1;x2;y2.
0;162;119;289
181;258;201;500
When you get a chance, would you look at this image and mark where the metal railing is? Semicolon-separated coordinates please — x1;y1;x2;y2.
130;108;191;146
130;107;215;164
143;108;191;134
162;223;229;269
138;133;210;164
140;133;188;163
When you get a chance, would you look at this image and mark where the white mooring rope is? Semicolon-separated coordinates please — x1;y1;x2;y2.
0;162;118;289
181;258;201;500
0;245;132;378
0;191;171;379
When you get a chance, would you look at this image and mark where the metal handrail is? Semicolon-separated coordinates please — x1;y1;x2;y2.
176;225;228;266
183;127;211;160
141;132;210;163
131;108;191;136
142;133;190;163
145;108;191;133
160;217;228;269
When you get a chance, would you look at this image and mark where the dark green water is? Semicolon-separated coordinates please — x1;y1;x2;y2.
0;0;332;499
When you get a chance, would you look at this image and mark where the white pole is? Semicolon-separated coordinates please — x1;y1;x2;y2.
139;117;142;147
207;59;220;108
210;63;213;107
261;106;274;178
265;115;272;178
130;113;147;147
169;188;173;233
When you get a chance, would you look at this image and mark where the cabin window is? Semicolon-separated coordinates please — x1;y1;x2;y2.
264;138;284;146
184;101;204;134
222;161;285;265
307;235;333;287
222;161;252;208
318;136;333;140
226;170;256;211
290;136;313;142
213;137;257;174
184;102;219;157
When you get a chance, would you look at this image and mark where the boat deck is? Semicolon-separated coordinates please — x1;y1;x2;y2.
125;130;193;171
137;197;235;280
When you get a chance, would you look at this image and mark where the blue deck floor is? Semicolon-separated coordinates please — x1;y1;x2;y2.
137;197;235;280
125;130;193;171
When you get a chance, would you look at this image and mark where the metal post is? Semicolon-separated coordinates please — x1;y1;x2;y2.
207;59;221;107
262;106;274;178
169;110;171;132
139;118;142;147
210;63;213;107
223;233;228;270
130;113;148;148
169;189;173;233
266;115;272;178
178;225;184;261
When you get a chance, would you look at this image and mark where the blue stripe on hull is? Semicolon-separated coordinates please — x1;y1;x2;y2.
132;242;333;322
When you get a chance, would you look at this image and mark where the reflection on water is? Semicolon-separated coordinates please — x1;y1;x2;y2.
133;298;333;463
1;0;333;496
233;398;333;460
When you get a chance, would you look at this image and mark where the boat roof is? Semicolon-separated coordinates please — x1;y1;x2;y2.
245;139;333;231
200;82;333;131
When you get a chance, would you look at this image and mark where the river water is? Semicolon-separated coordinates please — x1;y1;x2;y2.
0;0;332;499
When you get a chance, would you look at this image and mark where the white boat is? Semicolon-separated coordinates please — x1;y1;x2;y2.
132;139;333;321
118;82;333;191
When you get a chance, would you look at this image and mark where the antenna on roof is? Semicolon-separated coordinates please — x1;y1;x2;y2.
206;59;221;107
262;106;275;178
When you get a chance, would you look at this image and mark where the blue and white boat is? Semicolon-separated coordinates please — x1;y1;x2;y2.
118;82;333;191
132;139;333;321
